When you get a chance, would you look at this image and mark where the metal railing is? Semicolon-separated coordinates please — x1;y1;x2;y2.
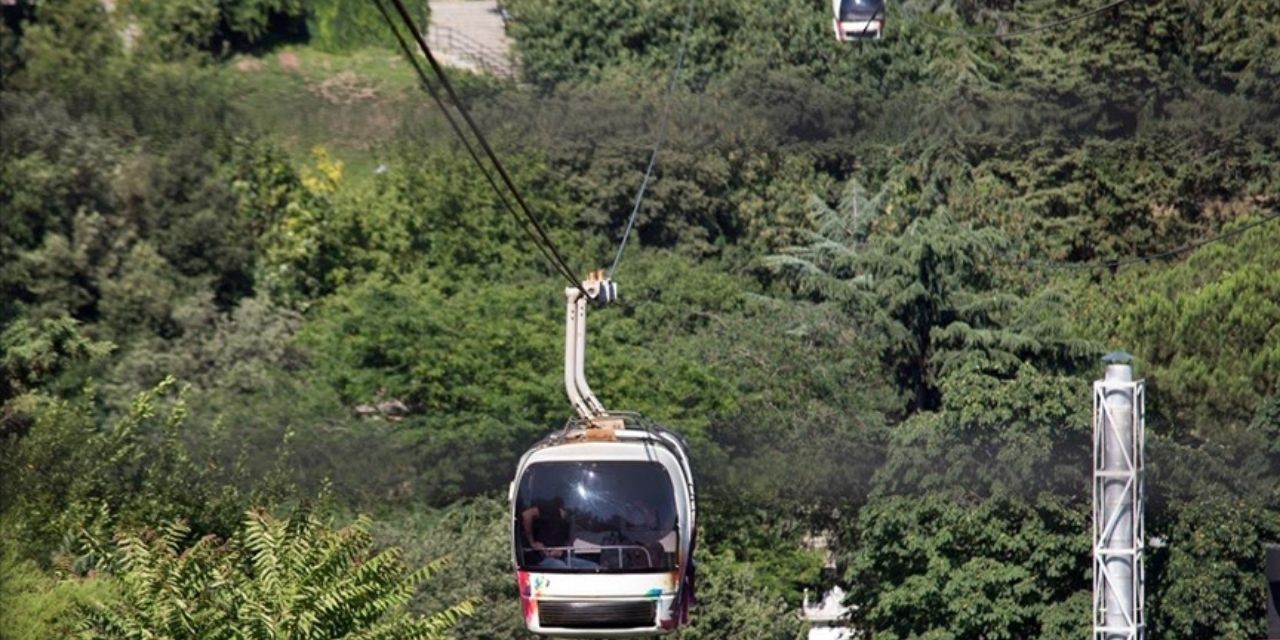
522;544;663;569
426;24;518;79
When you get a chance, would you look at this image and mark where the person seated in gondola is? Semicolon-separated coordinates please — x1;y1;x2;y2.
619;501;670;569
521;496;598;569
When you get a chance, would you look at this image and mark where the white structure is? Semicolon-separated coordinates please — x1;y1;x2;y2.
1093;356;1145;640
508;273;697;636
803;587;855;640
831;0;884;40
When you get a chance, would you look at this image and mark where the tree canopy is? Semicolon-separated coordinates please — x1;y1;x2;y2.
1;0;1276;637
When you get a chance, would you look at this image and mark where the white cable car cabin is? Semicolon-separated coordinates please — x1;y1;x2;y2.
832;0;884;41
510;273;697;637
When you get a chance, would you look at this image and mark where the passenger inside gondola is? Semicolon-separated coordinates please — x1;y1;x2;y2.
521;495;599;569
516;461;678;572
621;502;674;569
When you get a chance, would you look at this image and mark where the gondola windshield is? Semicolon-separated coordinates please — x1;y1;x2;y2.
838;0;883;20
516;461;677;573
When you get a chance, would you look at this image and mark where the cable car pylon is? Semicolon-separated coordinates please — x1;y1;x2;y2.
510;272;697;636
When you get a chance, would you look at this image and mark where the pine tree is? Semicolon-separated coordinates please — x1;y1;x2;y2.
80;508;474;639
769;180;1089;411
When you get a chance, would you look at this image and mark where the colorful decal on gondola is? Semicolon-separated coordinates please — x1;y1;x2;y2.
516;571;532;621
517;571;549;621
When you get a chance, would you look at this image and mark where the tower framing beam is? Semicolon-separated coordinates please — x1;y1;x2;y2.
1093;363;1145;640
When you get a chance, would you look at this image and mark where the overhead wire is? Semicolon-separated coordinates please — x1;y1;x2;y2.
378;0;588;295
859;0;1276;272
385;0;582;290
860;1;1273;271
858;10;884;39
910;0;1136;40
608;0;697;278
1007;209;1280;271
372;0;579;289
378;0;1185;284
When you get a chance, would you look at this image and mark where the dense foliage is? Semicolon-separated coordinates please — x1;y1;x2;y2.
80;510;474;639
1;0;1277;637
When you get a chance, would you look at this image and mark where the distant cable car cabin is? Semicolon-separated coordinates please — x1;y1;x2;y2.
832;0;884;41
510;272;697;636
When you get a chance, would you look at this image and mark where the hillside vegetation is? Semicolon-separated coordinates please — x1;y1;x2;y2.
1;0;1277;638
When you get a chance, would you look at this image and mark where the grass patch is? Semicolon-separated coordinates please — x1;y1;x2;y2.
226;45;421;181
224;44;513;187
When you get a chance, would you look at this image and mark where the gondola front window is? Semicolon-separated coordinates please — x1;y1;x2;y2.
516;461;678;572
839;0;883;19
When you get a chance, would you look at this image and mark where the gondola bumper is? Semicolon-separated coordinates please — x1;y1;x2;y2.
834;17;884;40
518;571;683;636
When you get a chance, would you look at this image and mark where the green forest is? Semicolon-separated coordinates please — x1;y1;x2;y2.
1;0;1277;637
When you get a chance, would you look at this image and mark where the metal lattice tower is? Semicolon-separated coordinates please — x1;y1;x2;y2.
1093;356;1145;640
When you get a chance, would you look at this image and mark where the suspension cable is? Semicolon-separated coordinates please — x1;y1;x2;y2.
858;10;883;39
607;0;696;278
912;0;1135;40
1008;210;1280;271
373;0;579;289
381;0;588;295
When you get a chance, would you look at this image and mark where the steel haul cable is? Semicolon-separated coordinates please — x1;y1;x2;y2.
372;0;578;289
380;0;1157;284
608;0;696;278
378;0;588;295
1007;209;1280;271
910;0;1136;40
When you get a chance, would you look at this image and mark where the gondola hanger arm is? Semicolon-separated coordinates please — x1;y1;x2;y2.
564;270;620;427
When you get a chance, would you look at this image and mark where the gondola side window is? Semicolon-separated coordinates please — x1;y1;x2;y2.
516;461;678;572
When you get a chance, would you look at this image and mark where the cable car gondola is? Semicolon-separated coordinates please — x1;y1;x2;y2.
833;0;884;41
510;272;697;637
